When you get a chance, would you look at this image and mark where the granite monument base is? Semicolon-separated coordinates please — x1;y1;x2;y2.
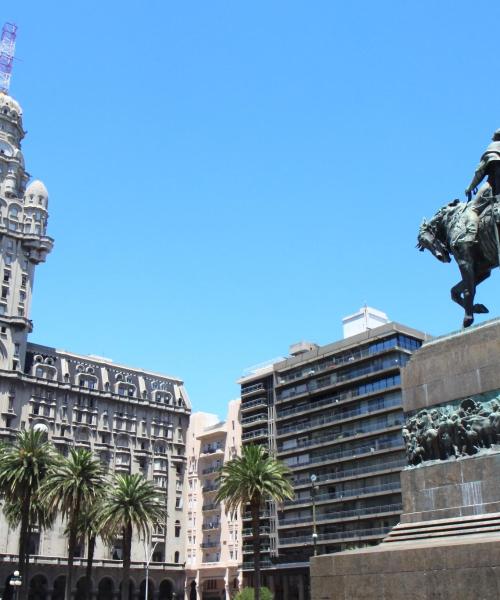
311;452;500;600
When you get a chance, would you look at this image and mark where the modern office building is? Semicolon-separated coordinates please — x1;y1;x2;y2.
184;400;242;600
0;91;191;599
238;307;428;600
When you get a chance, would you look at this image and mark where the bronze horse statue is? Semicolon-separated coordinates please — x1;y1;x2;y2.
417;191;500;328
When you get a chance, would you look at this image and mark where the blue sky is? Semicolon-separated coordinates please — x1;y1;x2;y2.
4;1;500;417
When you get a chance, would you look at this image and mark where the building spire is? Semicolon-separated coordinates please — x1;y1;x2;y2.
0;23;17;93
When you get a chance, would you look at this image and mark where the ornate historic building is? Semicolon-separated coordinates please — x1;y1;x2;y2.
0;91;191;600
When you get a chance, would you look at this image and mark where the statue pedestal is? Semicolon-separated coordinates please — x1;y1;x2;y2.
311;318;500;600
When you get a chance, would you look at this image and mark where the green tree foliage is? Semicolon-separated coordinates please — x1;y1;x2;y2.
235;587;273;600
41;448;106;600
0;429;58;600
97;474;167;600
215;445;293;600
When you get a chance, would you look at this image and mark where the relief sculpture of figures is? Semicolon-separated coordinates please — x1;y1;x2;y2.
418;131;500;328
403;397;500;465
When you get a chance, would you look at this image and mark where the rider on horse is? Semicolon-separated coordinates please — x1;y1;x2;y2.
466;129;500;200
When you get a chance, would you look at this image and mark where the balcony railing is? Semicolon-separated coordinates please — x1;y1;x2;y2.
202;503;219;511
203;484;219;493
277;421;402;454
286;438;403;470
242;428;268;441
202;522;221;530
276;356;406;403
243;510;270;520
241;383;266;397
277;396;401;437
292;458;406;487
202;465;221;475
242;413;268;425
201;541;220;548
242;525;271;537
241;397;268;412
279;526;391;547
278;503;402;527
284;481;401;507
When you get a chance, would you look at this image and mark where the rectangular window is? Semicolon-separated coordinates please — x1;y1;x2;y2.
3;269;10;283
14;343;19;357
21;275;27;287
2;286;8;299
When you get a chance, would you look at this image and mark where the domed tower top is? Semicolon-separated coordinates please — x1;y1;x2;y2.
0;92;24;143
24;179;49;209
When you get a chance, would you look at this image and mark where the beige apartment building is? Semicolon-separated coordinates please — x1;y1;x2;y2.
184;400;242;600
0;91;191;600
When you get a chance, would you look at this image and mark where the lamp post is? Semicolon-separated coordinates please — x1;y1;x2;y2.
9;571;22;600
310;474;318;556
142;531;159;600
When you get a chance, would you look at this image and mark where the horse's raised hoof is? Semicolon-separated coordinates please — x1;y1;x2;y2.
473;304;489;314
463;315;474;328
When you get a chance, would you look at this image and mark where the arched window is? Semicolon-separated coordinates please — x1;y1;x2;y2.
175;520;181;538
8;205;19;219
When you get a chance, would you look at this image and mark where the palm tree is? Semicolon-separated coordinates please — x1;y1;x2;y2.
62;493;107;600
215;444;294;600
0;429;58;600
97;474;167;600
40;448;106;600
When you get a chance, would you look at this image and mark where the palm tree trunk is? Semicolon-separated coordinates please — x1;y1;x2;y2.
84;532;96;600
65;495;82;600
251;499;261;600
121;523;132;600
18;495;31;600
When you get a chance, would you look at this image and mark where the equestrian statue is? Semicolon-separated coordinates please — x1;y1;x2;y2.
418;129;500;328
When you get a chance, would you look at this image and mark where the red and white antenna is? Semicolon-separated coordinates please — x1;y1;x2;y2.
0;23;17;94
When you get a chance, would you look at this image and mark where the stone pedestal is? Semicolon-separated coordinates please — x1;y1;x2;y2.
310;318;500;600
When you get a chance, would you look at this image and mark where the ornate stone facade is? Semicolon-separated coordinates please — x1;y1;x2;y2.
0;92;191;600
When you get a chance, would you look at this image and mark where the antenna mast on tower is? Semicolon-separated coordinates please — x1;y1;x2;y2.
0;23;17;94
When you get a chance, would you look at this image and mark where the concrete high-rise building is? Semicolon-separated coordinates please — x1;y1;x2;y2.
0;92;191;600
185;400;242;600
238;309;428;600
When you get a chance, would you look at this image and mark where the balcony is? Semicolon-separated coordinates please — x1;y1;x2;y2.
286;438;404;470
201;541;220;549
277;421;403;455
243;544;270;553
243;510;270;520
202;484;219;493
200;446;224;456
241;383;266;397
242;428;268;442
242;525;271;537
202;503;219;512
242;559;272;570
202;521;221;531
278;502;402;528
292;458;406;488
276;355;406;404
283;481;401;508
276;396;401;438
241;396;268;412
202;465;221;475
279;526;391;547
242;412;268;426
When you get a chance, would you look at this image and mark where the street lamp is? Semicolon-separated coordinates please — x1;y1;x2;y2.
142;531;159;600
310;474;318;556
9;571;22;600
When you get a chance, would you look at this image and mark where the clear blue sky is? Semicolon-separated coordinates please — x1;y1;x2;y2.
4;1;500;417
